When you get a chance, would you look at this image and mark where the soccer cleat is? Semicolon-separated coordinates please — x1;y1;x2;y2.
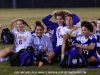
38;61;43;67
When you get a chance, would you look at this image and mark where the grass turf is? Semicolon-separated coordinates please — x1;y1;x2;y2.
0;8;100;75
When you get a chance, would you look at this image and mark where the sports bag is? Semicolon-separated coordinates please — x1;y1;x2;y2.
60;45;87;68
9;46;34;66
1;28;14;44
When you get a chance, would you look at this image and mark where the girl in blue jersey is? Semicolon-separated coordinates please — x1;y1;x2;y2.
31;21;55;67
42;10;80;58
74;21;98;65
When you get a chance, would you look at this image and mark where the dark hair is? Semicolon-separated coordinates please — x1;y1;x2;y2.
81;21;93;32
97;18;100;20
91;21;97;27
35;21;44;30
17;19;31;29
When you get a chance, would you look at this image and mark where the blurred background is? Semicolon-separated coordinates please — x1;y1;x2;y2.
0;0;100;8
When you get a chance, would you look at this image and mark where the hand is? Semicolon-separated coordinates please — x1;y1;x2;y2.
43;24;48;33
30;25;34;31
62;34;69;40
44;46;48;52
52;10;59;16
76;44;81;48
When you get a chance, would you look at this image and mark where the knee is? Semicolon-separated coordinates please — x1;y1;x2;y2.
46;52;55;59
87;56;98;63
50;52;55;57
5;47;11;52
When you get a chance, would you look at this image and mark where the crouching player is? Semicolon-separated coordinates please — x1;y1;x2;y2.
31;21;55;67
74;21;99;67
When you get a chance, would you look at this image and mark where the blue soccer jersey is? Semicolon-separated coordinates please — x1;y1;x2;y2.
74;34;97;58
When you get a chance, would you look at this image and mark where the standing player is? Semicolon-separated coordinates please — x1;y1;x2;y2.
42;10;80;58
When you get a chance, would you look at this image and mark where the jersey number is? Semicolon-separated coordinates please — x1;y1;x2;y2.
19;40;22;45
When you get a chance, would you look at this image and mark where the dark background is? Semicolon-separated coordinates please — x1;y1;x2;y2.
0;0;100;8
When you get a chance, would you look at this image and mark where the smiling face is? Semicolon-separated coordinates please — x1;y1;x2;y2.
56;16;64;26
35;26;44;38
81;26;90;37
16;20;25;31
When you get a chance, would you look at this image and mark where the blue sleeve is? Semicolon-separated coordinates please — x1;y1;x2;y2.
91;38;97;44
74;39;79;44
74;36;80;44
72;14;80;25
42;14;58;30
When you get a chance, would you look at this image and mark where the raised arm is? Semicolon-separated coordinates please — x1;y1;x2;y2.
9;18;18;30
42;10;59;30
72;14;80;25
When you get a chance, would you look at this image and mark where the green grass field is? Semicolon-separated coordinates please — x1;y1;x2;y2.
0;8;100;75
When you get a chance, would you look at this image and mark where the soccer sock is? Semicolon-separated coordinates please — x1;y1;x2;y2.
40;57;48;64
